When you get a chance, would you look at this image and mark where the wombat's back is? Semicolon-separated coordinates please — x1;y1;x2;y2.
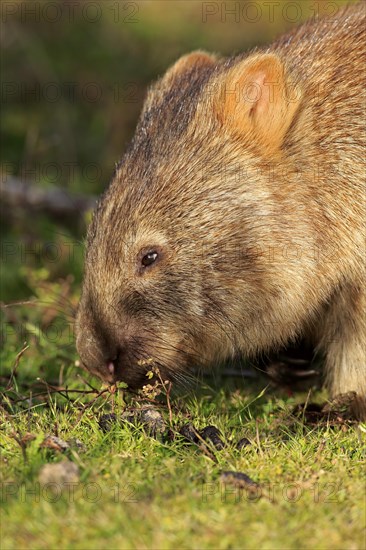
273;2;365;82
274;2;365;169
272;3;365;271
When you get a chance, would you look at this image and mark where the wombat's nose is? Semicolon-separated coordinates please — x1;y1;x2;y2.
105;348;125;381
107;361;115;376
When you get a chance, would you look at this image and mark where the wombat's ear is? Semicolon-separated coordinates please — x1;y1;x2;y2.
215;53;302;152
163;51;217;84
142;51;217;114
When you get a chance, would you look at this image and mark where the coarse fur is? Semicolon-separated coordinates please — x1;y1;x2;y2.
76;3;366;418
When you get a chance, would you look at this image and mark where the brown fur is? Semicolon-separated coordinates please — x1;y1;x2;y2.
76;3;366;419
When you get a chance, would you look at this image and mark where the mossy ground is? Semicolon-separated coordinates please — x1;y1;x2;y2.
1;344;365;549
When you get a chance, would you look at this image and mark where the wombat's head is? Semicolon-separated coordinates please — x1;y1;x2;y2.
75;51;302;388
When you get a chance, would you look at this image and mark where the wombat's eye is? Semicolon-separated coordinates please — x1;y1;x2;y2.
141;251;158;267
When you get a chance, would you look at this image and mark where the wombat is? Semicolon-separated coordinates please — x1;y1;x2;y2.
76;3;366;419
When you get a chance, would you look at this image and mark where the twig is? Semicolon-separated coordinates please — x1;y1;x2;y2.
1;300;38;308
155;368;173;425
256;419;263;456
1;176;96;218
6;343;29;390
76;373;100;392
301;388;313;424
9;431;35;464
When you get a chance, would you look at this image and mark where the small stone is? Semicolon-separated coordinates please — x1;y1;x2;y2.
41;435;70;452
38;460;79;486
140;407;166;438
67;438;86;452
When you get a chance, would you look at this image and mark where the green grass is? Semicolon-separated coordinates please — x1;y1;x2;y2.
1;343;365;550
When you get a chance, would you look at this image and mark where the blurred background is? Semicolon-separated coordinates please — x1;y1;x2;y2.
0;0;353;387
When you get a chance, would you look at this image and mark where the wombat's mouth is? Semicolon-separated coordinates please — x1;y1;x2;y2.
105;358;161;391
78;346;176;391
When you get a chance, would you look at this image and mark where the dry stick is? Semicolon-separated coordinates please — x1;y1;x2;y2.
1;300;38;308
76;373;100;392
301;388;313;425
27;390;32;432
2;388;106;405
1;176;97;218
198;443;218;463
1;299;75;320
155;368;173;425
36;378;94;395
1;298;76;327
9;432;31;464
356;426;365;446
186;429;219;464
107;384;119;414
6;343;29;390
165;381;173;425
2;376;118;417
255;419;263;457
32;378;106;410
59;364;65;388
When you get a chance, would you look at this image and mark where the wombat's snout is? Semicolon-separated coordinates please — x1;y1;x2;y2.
76;334;122;386
75;319;119;385
75;306;156;389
